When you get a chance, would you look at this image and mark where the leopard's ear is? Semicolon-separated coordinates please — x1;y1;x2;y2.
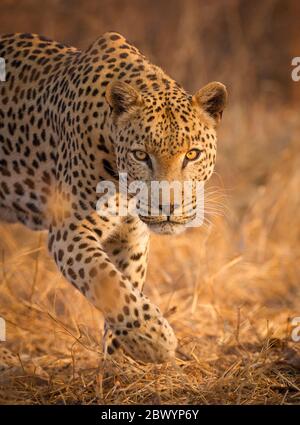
106;81;143;117
193;82;227;125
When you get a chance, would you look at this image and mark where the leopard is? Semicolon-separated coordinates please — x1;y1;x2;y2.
0;31;227;364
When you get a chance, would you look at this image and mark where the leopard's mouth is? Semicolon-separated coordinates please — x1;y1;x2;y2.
139;215;197;235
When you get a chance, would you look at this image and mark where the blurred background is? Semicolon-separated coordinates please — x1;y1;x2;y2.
0;0;300;404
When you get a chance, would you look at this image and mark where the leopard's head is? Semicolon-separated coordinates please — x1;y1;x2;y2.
106;80;227;235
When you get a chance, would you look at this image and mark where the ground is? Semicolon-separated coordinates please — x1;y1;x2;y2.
0;103;299;404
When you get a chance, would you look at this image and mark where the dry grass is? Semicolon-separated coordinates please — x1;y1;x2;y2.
0;104;300;405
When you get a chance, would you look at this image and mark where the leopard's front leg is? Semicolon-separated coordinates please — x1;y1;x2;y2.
102;216;150;357
48;212;177;363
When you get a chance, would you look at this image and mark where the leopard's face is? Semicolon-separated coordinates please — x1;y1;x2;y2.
106;81;227;235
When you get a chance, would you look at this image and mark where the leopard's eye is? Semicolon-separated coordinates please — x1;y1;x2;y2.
132;150;149;161
185;149;202;161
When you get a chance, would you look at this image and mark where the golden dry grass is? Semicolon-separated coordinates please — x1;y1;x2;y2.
0;104;300;405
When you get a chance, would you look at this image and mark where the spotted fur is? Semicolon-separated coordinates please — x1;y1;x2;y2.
0;32;227;363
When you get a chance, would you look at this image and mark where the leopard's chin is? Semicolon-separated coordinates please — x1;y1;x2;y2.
144;221;187;235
